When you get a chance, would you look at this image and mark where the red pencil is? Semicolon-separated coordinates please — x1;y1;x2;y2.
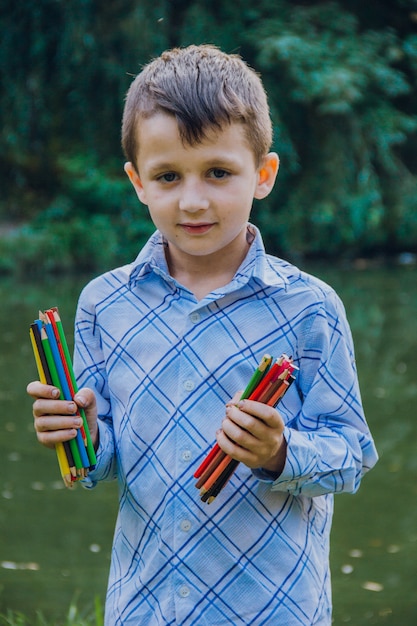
44;309;87;444
195;448;227;490
200;455;234;495
194;442;221;478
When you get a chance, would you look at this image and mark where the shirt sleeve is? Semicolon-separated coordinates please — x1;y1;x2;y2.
73;283;118;487
257;288;378;496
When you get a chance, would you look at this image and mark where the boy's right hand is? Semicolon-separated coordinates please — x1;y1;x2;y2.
26;382;99;450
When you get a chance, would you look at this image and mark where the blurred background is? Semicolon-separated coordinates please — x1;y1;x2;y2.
0;0;416;624
1;0;417;271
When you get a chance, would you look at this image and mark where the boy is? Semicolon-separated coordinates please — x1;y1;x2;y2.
28;44;378;625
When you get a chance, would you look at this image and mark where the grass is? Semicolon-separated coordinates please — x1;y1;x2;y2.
0;596;103;626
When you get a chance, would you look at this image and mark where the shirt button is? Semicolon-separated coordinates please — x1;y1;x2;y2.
181;450;192;462
183;380;195;391
190;312;200;323
179;585;190;598
180;519;192;532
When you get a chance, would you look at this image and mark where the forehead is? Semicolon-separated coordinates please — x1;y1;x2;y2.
135;112;256;165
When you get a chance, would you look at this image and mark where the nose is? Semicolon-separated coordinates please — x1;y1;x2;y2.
178;179;210;213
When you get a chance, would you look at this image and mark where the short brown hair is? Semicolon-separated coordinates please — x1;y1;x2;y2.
122;44;273;170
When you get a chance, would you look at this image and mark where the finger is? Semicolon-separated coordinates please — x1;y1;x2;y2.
223;403;274;440
27;381;60;400
34;409;84;448
216;428;258;466
36;424;82;448
35;414;83;434
73;387;98;441
233;399;284;430
33;398;78;418
218;421;286;470
73;387;97;415
227;390;243;405
221;414;257;449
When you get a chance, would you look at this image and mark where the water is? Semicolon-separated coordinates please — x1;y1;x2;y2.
0;276;118;619
0;265;416;624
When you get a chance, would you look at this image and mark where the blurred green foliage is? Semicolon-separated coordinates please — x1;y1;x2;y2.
1;0;416;272
0;593;103;625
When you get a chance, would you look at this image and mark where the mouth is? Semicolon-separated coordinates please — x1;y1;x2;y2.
179;223;215;235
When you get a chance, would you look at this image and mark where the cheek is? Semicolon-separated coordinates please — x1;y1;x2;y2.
226;180;256;208
144;188;170;212
147;200;174;231
223;196;253;223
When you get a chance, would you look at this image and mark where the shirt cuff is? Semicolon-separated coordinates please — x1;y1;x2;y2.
81;417;115;488
269;426;320;493
253;426;320;493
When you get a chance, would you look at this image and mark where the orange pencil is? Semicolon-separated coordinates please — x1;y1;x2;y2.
195;448;227;490
202;459;239;503
194;442;221;479
266;379;289;407
257;369;290;404
200;455;234;495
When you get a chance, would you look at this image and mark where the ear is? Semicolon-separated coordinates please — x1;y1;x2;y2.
124;162;148;205
254;152;279;200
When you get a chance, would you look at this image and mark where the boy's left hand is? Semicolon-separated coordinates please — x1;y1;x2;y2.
216;392;287;475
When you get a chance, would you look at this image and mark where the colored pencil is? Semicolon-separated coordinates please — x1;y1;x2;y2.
193;355;273;482
193;443;222;479
40;322;84;475
240;354;272;399
29;307;97;486
29;324;72;487
195;448;227;490
194;353;297;504
202;459;240;504
47;308;96;468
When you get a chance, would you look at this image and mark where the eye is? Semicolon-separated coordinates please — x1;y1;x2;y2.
209;168;229;179
157;172;178;183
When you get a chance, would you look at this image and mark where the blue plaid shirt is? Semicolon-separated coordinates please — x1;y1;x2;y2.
75;225;377;625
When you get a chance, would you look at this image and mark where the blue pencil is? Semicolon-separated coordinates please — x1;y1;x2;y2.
43;321;91;470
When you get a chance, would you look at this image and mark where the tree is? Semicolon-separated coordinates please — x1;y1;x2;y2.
247;1;417;256
1;0;416;273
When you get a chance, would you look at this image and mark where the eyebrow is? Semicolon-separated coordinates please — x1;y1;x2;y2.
145;162;176;176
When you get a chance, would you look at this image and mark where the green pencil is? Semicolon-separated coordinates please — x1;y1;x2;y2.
240;354;272;399
40;325;83;475
52;308;97;468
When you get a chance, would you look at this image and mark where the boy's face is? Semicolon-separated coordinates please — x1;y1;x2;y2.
125;112;278;276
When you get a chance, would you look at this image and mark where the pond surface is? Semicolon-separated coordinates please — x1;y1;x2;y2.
0;264;416;624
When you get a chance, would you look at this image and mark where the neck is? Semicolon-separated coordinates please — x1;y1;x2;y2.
165;235;251;301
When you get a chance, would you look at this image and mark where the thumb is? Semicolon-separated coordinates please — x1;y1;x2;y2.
227;390;244;406
74;387;98;444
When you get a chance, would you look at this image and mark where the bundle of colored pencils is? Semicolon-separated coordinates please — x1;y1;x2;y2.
29;307;96;488
194;353;297;504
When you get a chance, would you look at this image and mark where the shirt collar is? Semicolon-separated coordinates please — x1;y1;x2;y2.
128;224;288;291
